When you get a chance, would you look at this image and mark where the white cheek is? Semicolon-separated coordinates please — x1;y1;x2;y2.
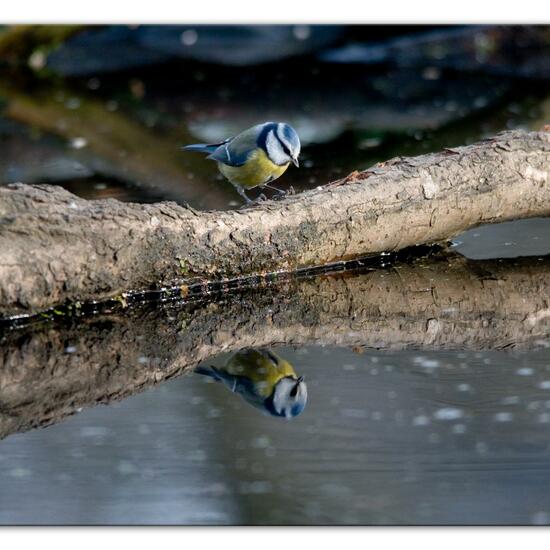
266;130;289;165
276;124;299;159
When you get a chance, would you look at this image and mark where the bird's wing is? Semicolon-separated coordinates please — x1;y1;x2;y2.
197;364;262;400
207;127;259;166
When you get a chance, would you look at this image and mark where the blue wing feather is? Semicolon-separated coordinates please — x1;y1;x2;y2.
182;123;274;167
207;141;251;167
181;139;248;166
195;365;259;398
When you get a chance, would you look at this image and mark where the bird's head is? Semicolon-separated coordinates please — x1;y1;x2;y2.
267;375;308;418
263;122;301;167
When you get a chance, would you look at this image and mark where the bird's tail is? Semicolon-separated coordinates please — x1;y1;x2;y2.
181;137;231;154
180;143;219;154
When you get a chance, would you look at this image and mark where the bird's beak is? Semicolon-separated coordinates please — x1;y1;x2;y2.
291;157;299;168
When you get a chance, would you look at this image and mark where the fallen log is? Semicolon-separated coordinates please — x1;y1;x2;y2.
0;129;548;319
1;253;549;440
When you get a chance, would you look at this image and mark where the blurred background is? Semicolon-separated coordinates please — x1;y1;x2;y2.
0;24;548;207
1;25;550;525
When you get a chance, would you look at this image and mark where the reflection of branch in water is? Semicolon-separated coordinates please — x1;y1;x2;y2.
1;253;550;440
196;349;307;419
0;82;233;206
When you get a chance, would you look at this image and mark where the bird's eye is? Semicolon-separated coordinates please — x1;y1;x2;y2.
277;138;291;157
290;384;299;397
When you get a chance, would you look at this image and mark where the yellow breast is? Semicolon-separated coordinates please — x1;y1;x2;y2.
218;148;289;189
225;351;297;398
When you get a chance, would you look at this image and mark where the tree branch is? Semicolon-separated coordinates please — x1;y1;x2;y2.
0;129;548;318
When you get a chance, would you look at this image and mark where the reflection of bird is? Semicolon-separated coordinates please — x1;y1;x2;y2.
195;348;307;418
182;122;300;203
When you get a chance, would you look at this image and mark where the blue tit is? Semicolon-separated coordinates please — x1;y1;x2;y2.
195;348;307;418
181;122;301;203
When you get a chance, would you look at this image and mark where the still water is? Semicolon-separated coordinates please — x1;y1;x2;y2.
3;346;550;525
1;220;550;525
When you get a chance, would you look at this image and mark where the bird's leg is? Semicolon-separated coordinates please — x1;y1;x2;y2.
263;183;287;198
240;196;267;208
263;183;285;193
235;184;253;205
236;185;268;208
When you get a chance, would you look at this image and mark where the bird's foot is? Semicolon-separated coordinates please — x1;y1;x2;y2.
238;193;267;209
235;185;254;206
263;183;289;200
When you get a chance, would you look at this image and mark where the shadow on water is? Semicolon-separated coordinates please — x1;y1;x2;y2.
0;24;550;525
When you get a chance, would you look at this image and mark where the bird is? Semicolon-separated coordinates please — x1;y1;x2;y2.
181;122;300;204
195;348;307;418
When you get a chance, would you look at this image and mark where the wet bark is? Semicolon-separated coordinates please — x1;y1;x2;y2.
1;253;550;440
1;129;549;319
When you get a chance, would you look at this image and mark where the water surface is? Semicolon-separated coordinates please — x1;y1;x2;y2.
1;25;549;525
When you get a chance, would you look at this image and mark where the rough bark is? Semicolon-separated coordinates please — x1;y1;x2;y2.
1;253;549;440
0;129;549;319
